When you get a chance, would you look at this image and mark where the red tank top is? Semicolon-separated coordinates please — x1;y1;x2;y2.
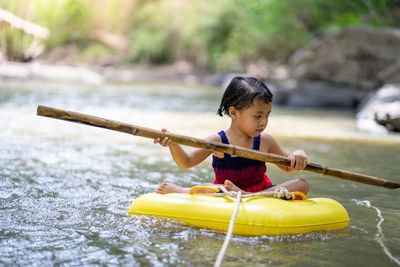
212;131;272;192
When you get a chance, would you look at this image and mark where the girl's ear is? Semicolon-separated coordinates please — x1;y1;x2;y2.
228;107;237;119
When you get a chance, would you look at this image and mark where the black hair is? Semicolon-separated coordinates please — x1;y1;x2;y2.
217;76;273;117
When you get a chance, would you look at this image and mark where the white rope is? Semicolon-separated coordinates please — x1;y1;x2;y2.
214;191;242;267
352;199;400;266
214;185;295;200
213;186;294;267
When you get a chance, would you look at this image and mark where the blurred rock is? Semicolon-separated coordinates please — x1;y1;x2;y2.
280;26;400;107
356;84;400;134
279;80;363;108
377;58;400;84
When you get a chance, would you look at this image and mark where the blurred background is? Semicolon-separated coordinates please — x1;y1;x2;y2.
1;0;399;69
1;1;400;266
1;0;400;133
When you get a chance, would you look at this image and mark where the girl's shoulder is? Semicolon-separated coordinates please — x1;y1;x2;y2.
259;132;279;152
205;133;222;143
260;132;275;142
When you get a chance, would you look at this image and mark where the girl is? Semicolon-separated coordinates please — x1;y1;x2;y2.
154;76;309;197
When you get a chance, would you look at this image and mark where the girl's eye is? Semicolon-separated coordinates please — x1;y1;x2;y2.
254;115;262;119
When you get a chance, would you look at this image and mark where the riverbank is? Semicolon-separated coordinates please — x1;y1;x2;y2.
1;51;399;136
0;60;230;87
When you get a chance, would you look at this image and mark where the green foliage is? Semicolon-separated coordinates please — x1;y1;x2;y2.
72;43;115;63
128;0;399;71
32;0;91;49
292;0;399;31
127;0;312;70
219;0;311;67
2;0;399;70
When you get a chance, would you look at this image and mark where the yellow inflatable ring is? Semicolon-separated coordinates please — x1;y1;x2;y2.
129;189;349;236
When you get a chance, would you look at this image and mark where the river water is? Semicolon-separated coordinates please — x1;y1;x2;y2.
1;79;399;266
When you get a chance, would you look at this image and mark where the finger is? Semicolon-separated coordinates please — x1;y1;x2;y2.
298;156;307;169
160;137;169;146
298;158;307;169
160;138;167;146
296;160;303;170
289;155;295;169
154;137;161;144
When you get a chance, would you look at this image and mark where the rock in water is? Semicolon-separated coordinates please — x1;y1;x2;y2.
356;84;400;133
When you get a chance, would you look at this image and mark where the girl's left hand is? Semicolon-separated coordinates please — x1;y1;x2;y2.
288;150;308;170
154;128;172;147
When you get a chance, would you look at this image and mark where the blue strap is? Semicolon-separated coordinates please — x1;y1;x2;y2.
217;131;231;158
218;130;229;144
253;135;260;150
217;131;261;158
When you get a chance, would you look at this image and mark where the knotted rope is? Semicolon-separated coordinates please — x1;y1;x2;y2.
214;185;296;200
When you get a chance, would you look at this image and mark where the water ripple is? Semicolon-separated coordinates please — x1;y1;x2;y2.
1;80;399;266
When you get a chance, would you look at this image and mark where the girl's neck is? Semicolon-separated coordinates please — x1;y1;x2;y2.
225;126;253;148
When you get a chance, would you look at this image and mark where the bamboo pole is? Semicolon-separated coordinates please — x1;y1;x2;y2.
37;105;400;189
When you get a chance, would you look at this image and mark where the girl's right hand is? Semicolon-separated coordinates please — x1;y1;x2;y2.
154;128;172;147
213;151;224;158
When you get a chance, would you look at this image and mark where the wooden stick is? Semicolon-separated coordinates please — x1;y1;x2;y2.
37;105;400;189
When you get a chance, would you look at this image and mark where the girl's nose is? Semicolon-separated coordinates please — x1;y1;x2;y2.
260;117;268;126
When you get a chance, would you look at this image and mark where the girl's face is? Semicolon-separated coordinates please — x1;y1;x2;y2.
232;100;272;137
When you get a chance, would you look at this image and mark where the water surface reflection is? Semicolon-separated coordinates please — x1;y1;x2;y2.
0;80;399;266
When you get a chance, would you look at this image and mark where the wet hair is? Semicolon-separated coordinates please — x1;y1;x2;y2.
217;76;273;117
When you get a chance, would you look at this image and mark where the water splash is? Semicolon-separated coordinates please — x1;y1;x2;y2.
352;199;400;266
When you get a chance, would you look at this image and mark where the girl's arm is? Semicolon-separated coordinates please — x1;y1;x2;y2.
154;129;219;169
261;133;308;173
